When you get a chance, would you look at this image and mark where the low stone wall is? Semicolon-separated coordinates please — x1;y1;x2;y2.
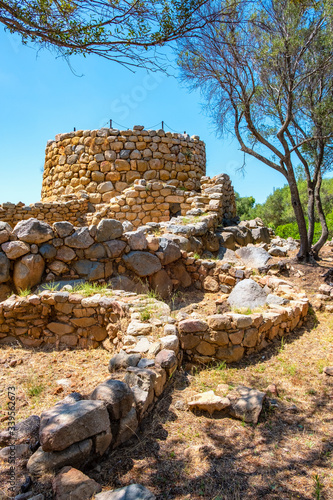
178;300;309;363
0;197;89;228
0;290;127;349
42;127;206;203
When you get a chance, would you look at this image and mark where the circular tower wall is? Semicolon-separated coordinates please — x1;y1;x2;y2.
42;126;206;204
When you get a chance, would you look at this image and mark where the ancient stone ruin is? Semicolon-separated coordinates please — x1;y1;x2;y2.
0;126;311;499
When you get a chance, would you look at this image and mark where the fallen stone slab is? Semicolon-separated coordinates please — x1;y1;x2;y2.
52;466;102;500
188;391;231;416
95;484;155;500
228;386;266;424
39;400;110;452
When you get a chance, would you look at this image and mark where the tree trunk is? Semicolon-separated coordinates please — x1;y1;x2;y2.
312;173;328;259
287;174;309;261
307;183;315;248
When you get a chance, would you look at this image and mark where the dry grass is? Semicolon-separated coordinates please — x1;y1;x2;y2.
2;248;333;498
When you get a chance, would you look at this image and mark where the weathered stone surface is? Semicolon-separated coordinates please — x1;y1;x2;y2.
217;247;239;264
14;218;54;244
0;221;12;244
266;294;288;305
2;241;30;259
251;227;270;244
180;334;201;350
73;260;104;280
155;349;177;374
188;391;230;415
150;269;173;299
53;222;74;238
52;466;102;500
203;276;219;292
168;261;192;287
56;246;76;262
27;439;92;476
159;335;179;353
216;345;245;363
95;484;156;500
324;366;333;376
158;238;181;265
268;246;288;257
91;379;134;420
104;240;126;258
114;407;138;447
207;315;232;330
96;219;123;242
196;341;216;356
178;319;208;333
235;247;271;268
125;230;148;251
229;386;266;424
0;251;10;283
228;313;253;329
47;322;74;335
109;275;148;294
0;415;40;447
39;243;57;260
64;228;94;249
228;279;267;309
131;385;154;417
125;367;157;393
84;243;106;259
39;400;110;452
218;232;236;250
127;320;152;336
13;254;45;291
108;352;141;373
123;251;161;277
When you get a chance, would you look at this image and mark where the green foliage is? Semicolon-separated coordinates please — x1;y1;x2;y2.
1;0;209;70
18;288;31;297
235;192;256;220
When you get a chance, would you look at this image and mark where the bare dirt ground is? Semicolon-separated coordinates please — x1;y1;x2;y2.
1;246;333;499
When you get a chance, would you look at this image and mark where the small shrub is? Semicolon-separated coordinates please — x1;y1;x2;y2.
140;309;151;321
18;288;31;297
193;253;201;260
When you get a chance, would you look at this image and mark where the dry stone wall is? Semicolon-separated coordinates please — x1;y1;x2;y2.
0;197;89;228
42;127;206;203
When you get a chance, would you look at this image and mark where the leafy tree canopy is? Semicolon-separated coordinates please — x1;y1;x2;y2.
0;0;213;69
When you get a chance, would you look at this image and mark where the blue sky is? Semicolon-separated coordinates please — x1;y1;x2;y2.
0;28;287;206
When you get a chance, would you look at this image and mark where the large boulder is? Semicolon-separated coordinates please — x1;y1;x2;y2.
158;238;181;265
104;240;126;259
90;379;134;421
235;246;271;268
149;269;173;299
1;241;30;259
39;400;110;452
73;260;104;280
95;484;155;500
109;275;148;294
251;227;270;244
124;230;148;251
13;218;54;244
0;221;12;244
13;254;45;291
96;219;123;242
27;439;93;476
64;228;94;249
0;251;10;283
123;251;161;277
227;279;267;309
53;221;74;238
